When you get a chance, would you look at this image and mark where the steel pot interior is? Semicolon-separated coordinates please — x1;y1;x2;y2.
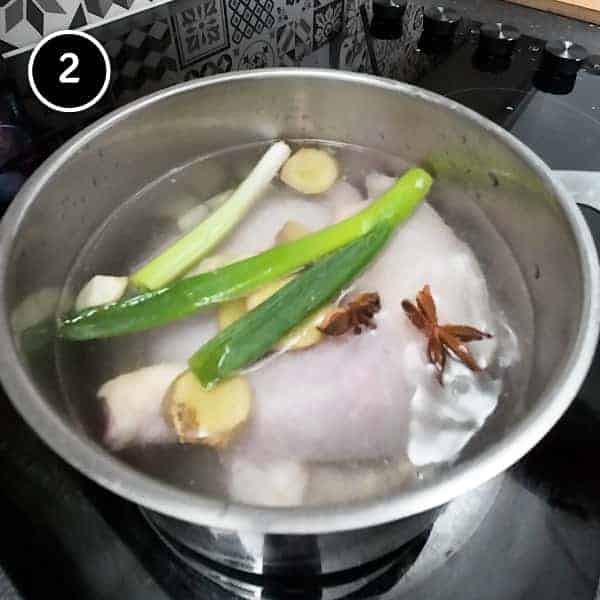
0;69;598;534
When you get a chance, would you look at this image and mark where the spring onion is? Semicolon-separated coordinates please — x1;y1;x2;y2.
130;141;292;290
58;168;432;341
190;223;393;389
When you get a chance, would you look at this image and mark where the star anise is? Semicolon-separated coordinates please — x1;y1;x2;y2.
401;285;492;384
318;292;381;336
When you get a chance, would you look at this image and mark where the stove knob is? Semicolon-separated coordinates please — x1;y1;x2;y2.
423;6;460;38
541;39;588;76
478;23;521;58
370;0;407;40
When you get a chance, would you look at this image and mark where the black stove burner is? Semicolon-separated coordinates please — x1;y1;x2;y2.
150;520;431;599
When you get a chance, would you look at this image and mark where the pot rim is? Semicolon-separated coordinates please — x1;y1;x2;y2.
1;68;598;534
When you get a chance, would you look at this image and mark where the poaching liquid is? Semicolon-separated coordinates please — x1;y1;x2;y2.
56;141;533;507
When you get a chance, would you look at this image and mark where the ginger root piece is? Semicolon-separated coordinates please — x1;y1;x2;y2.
164;371;252;447
280;148;339;195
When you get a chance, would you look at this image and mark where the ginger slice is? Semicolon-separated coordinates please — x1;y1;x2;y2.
280;148;339;195
164;371;251;447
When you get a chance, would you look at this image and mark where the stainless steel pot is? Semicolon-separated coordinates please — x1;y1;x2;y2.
0;70;598;577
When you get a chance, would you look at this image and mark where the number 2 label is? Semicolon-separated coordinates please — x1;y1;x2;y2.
59;52;80;84
29;31;111;112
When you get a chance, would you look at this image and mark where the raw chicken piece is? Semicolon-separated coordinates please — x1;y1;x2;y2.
94;186;339;454
11;287;62;333
225;456;309;507
223;454;414;507
237;328;413;462
100;364;183;450
366;171;394;199
75;275;128;311
176;203;210;232
227;173;502;468
145;311;219;365
326;180;367;221
305;458;415;505
218;185;332;256
95;172;517;507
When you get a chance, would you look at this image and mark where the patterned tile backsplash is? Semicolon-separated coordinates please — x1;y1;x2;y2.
172;0;230;66
313;0;343;50
0;0;174;52
1;0;428;134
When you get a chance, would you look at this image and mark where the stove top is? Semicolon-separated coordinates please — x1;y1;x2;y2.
1;5;600;599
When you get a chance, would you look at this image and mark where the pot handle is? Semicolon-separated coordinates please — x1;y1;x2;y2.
555;170;600;213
